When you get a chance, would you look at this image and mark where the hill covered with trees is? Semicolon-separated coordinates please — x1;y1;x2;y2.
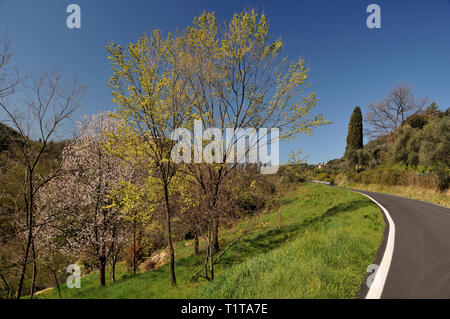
325;85;449;203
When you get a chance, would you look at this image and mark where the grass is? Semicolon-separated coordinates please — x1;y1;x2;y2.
340;182;450;208
36;183;384;299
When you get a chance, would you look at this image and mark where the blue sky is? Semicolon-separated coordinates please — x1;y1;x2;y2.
1;0;449;164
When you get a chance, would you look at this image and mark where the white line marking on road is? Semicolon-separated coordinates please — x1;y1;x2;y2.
358;192;395;299
370;191;450;210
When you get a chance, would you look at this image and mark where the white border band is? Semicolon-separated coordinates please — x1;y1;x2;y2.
358;192;395;299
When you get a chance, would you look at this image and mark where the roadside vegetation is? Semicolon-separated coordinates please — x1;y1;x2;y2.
1;7;444;300
334;181;449;208
310;86;449;206
35;183;384;299
0;10;331;299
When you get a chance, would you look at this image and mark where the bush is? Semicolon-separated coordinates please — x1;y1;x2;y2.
435;166;450;191
315;172;335;184
404;114;428;129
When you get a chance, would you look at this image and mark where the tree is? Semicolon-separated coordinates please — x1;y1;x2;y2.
389;124;420;168
345;106;363;167
35;220;70;299
106;28;199;286
365;84;427;138
0;70;86;298
179;10;328;261
108;176;159;276
106;10;329;284
0;28;18;100
0;29;19;299
419;116;450;190
48;112;129;286
423;102;441;117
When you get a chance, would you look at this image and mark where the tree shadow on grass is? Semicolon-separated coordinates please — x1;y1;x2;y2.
217;198;373;267
280;196;299;206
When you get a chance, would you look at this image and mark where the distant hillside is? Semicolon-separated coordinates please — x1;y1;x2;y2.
0;122;22;153
326;106;450;192
0;122;66;159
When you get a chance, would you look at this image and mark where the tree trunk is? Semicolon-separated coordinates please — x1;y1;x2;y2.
16;230;31;299
51;269;61;299
29;241;37;299
194;233;199;256
133;219;137;275
209;229;214;281
16;173;34;299
99;257;106;286
204;230;211;281
112;258;117;283
0;272;13;298
212;182;220;254
212;216;219;254
163;182;176;286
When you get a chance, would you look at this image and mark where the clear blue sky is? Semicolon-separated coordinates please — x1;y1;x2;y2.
1;0;449;164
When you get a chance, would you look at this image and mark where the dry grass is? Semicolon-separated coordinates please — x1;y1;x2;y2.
340;182;450;208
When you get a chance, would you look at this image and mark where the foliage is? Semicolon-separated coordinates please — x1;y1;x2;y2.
105;9;329;283
336;102;449;192
35;184;384;299
404;114;428;129
345;106;363;165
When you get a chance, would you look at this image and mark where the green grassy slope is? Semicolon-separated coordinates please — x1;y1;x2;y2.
37;183;384;299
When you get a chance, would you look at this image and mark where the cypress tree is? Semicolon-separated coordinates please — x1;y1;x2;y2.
345;106;363;161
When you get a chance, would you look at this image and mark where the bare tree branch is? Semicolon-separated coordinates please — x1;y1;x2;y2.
365;84;428;138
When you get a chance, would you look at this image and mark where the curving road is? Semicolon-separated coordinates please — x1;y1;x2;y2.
352;189;450;299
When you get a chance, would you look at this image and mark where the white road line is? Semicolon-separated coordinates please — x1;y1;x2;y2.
357;192;395;299
367;190;450;210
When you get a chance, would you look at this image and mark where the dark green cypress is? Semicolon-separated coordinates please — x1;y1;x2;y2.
345;106;363;159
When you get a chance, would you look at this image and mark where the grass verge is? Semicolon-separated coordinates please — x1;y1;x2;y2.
36;183;384;299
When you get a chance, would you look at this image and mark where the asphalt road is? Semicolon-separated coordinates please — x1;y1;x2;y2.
354;189;450;299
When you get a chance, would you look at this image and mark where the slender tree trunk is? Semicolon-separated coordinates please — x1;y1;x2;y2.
16;231;31;299
212;182;220;254
204;229;211;281
194;233;199;256
163;182;176;286
51;268;61;299
209;228;214;281
112;257;117;283
0;273;13;298
212;216;219;254
110;239;117;283
29;241;37;299
99;256;106;286
133;219;137;275
16;172;34;299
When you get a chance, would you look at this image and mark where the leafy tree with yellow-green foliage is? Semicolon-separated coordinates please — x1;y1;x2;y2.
105;28;198;286
180;10;328;261
105;9;328;285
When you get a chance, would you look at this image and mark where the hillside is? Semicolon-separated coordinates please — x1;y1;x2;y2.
0;122;22;153
324;105;450;206
35;183;384;299
0;122;67;298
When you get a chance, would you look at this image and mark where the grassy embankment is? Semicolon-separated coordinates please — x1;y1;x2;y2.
37;183;384;299
337;182;449;208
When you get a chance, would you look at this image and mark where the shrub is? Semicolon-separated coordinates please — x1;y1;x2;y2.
404;114;428;129
315;172;335;184
435;165;450;191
